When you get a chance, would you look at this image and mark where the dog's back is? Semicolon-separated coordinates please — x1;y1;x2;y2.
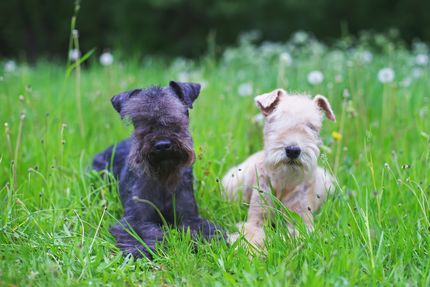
92;138;131;178
222;151;265;203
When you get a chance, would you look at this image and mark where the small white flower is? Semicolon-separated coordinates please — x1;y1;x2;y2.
412;67;423;79
307;70;324;85
68;49;80;61
360;51;373;63
292;31;308;44
177;72;189;82
335;74;343;83
238;82;253;97
279;52;292;65
72;29;79;38
415;54;429;66
100;52;114;66
343;89;350;98
400;77;412;88
377;68;395;84
4;60;17;72
253;113;265;125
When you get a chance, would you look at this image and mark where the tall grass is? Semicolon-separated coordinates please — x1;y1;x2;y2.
1;33;429;286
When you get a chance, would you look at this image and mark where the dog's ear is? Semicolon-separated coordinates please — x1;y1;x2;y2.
314;95;336;121
111;89;142;118
255;89;286;116
169;81;201;109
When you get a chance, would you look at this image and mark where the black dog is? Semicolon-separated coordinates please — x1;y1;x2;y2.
93;81;223;258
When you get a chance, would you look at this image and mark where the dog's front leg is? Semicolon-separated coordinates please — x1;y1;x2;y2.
110;216;163;259
174;185;225;241
241;183;273;247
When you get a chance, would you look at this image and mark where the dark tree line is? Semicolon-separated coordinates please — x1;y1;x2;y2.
1;0;429;59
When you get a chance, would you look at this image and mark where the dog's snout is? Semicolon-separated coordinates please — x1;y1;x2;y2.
154;140;172;151
285;145;301;159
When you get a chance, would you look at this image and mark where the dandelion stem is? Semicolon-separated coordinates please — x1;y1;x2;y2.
4;123;13;159
72;31;84;137
334;100;346;173
13;114;25;190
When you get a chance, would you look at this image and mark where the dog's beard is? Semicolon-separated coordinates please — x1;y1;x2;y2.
129;139;195;187
264;143;319;183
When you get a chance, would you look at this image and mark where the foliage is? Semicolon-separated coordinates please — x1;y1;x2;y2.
1;34;430;285
1;0;430;59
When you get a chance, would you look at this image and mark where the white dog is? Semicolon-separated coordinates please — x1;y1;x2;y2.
222;89;335;247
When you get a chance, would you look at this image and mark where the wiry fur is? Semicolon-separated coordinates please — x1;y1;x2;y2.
222;89;335;248
93;81;224;258
122;86;195;185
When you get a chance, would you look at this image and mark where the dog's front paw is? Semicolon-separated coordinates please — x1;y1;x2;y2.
241;222;265;248
182;218;226;241
286;223;301;238
110;223;153;258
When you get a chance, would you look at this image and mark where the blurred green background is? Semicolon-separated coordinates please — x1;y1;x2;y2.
1;0;429;59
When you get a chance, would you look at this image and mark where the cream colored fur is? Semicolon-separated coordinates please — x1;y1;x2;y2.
222;89;335;248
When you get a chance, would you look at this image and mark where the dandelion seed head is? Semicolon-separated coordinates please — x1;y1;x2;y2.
238;82;253;96
253;113;265;125
4;60;17;73
400;77;412;88
360;51;373;63
72;29;79;38
412;67;423;79
280;52;292;65
100;52;114;66
415;54;429;66
377;67;395;83
68;49;80;61
292;31;308;44
307;70;324;85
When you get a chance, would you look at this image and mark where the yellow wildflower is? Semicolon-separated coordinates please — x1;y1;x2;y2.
332;131;342;141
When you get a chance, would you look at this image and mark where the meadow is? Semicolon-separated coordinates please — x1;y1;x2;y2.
1;32;429;286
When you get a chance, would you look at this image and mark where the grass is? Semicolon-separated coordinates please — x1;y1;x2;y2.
1;35;430;286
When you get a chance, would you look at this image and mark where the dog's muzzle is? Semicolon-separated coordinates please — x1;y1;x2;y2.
147;141;189;167
285;145;301;159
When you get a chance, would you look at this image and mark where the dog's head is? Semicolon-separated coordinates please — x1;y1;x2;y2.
111;81;201;184
255;89;335;180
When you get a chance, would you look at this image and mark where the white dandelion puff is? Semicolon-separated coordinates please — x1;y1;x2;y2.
72;29;79;38
238;82;253;97
415;54;429;66
400;77;412;88
412;67;423;79
307;70;324;85
292;31;308;44
377;68;395;84
100;52;114;66
253;113;265;125
4;60;17;72
177;72;189;82
360;51;373;63
68;49;80;61
279;52;292;65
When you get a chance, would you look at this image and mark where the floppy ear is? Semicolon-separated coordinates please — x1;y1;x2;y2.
314;95;336;121
169;81;201;109
255;89;286;116
111;89;142;119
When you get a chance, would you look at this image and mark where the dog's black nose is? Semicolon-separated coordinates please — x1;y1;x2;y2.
154;140;172;151
285;145;301;159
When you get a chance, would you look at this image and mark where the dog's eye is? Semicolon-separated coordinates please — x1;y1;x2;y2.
307;123;318;131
